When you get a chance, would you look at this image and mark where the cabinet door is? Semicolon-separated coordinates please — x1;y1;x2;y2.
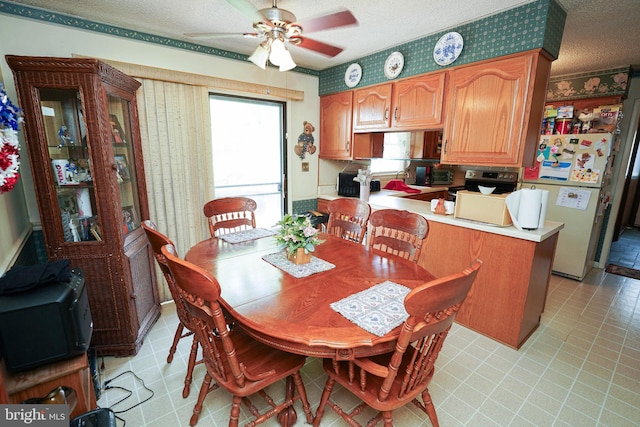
320;92;353;159
38;89;101;244
392;73;445;129
442;53;543;166
109;95;143;238
353;84;392;131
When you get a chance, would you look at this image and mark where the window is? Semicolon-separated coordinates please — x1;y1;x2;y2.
369;132;410;174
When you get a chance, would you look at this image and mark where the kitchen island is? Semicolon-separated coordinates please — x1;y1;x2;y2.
318;188;563;349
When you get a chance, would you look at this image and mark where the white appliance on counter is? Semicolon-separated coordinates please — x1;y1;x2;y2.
521;132;615;280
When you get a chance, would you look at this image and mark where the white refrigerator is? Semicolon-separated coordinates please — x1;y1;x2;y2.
521;132;615;280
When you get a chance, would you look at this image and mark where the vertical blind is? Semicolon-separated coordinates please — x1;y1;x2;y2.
136;79;214;301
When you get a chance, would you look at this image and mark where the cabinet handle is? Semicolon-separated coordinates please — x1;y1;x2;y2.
384;107;389;120
346;139;350;151
394;107;398;120
443;139;447;154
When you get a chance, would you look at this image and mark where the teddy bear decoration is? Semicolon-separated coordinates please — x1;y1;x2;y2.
295;121;316;160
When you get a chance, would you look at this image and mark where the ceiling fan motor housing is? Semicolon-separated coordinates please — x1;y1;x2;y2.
257;6;302;41
260;6;296;28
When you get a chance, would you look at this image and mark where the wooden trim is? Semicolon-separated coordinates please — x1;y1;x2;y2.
72;54;304;101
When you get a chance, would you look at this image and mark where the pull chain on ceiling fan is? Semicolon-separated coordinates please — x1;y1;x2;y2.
184;0;358;71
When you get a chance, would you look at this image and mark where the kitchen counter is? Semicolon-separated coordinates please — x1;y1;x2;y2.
319;187;564;243
317;189;564;349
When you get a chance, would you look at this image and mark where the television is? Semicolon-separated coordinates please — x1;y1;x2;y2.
0;268;93;372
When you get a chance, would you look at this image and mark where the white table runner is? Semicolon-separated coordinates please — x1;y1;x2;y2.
262;252;335;278
330;281;410;336
219;228;276;244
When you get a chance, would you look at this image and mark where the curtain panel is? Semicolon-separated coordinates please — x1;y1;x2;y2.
136;80;214;301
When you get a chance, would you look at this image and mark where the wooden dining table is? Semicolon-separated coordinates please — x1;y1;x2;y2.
185;232;435;361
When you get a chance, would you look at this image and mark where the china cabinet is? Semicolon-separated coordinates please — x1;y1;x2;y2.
441;50;551;167
7;55;159;356
319;91;353;160
352;73;446;132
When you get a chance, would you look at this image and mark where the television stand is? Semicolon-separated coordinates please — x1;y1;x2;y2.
1;353;97;418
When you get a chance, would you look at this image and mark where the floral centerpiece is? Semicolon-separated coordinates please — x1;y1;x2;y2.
275;214;324;264
0;83;22;194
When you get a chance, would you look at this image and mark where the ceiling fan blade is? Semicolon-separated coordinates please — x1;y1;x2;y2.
296;37;344;58
184;32;259;39
299;9;358;33
225;0;265;23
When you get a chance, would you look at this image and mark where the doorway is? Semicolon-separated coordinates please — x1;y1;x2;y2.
209;94;286;228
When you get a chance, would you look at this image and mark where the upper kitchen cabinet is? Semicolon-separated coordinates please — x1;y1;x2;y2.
320;91;353;160
352;83;392;131
353;73;446;132
7;55;160;356
441;50;551;167
392;73;446;130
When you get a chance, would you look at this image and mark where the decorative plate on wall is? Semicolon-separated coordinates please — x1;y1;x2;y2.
344;63;362;88
433;32;464;66
383;51;404;79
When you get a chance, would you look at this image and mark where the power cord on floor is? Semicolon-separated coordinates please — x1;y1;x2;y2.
101;370;155;426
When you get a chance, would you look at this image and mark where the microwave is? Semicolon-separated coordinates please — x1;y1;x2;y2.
338;173;381;197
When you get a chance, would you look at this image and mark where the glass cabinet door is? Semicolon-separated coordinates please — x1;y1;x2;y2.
108;94;141;236
40;88;100;242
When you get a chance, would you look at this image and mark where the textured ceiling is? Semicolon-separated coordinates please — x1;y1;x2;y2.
4;0;640;76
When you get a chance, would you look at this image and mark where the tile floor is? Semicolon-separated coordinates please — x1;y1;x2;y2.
606;227;640;269
96;268;640;427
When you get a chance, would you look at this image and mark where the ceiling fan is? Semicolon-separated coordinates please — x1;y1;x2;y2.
184;0;358;71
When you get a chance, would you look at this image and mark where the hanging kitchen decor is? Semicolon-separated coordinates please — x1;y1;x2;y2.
295;121;316;160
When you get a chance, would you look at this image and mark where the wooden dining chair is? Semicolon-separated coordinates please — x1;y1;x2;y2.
367;208;429;263
141;220;202;399
203;197;257;237
326;198;371;243
313;259;482;427
161;243;314;427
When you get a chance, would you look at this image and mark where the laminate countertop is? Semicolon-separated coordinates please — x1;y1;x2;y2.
318;186;564;243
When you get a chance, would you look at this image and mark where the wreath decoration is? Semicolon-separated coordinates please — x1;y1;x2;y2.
0;83;22;194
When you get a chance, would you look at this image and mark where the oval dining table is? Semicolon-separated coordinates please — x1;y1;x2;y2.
185;231;435;361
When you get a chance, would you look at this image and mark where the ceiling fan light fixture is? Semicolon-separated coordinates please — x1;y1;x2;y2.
248;42;269;69
268;37;286;66
278;49;296;71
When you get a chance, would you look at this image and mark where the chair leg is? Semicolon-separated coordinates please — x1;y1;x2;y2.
229;395;243;427
167;323;185;363
190;373;213;426
422;389;439;427
382;411;393;426
183;335;199;398
313;376;336;427
292;372;313;424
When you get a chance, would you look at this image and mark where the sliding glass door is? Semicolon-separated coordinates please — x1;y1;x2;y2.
210;94;286;228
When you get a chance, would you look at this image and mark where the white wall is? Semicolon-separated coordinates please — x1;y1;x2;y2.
0;14;321;272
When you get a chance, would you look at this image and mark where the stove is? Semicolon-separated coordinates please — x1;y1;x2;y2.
448;169;518;201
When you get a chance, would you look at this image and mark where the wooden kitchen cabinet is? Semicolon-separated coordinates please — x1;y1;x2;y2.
353;83;393;131
7;56;160;356
352;133;384;159
392;73;446;129
353;73;446;132
418;220;558;349
421;131;442;158
320;91;353;160
441;50;551;167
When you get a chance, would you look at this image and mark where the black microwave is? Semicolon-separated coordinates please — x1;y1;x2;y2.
338;173;381;197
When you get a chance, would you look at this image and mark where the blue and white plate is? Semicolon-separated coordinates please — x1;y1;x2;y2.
433;32;464;66
344;63;362;88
